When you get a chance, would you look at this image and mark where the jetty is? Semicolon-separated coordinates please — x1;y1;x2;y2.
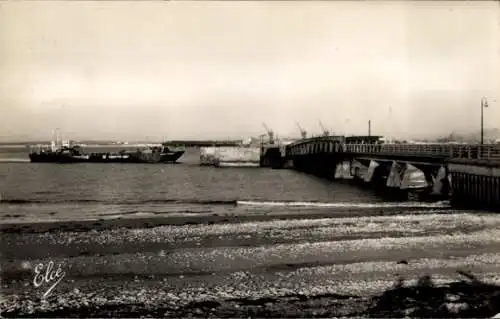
259;135;500;212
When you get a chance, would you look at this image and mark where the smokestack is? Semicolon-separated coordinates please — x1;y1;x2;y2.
368;120;371;136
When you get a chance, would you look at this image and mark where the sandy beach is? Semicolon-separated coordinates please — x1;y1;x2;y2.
2;210;500;317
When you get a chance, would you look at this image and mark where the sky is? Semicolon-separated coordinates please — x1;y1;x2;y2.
1;1;499;142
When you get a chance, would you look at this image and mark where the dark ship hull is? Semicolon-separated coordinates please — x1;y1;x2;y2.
29;145;185;164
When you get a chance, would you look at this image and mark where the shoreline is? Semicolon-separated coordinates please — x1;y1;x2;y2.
0;206;458;234
2;209;500;318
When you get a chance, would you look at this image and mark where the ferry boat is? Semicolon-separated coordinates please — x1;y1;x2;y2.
29;131;185;163
30;143;184;164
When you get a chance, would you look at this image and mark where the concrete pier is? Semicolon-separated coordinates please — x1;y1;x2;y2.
284;137;500;211
200;146;260;167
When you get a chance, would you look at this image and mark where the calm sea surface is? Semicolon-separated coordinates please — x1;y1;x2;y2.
0;147;451;224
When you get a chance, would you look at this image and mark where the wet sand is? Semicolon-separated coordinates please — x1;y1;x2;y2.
2;210;500;317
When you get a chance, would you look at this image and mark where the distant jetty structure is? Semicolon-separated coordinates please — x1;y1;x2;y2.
278;134;500;211
199;123;290;167
199;137;264;167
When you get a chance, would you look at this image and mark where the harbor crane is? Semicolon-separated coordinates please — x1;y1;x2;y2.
295;121;307;139
319;120;330;136
262;122;275;144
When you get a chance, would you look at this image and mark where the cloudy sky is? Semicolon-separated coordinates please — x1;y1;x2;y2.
1;1;499;142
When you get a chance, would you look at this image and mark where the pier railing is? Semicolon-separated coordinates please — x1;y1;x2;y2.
342;143;500;161
287;142;500;161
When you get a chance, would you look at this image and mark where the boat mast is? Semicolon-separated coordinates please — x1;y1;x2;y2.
57;128;62;148
51;129;56;152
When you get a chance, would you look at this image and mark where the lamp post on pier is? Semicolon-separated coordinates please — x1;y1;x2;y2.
481;96;488;146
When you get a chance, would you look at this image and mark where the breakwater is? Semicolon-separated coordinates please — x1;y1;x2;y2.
284;137;500;211
200;146;260;167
